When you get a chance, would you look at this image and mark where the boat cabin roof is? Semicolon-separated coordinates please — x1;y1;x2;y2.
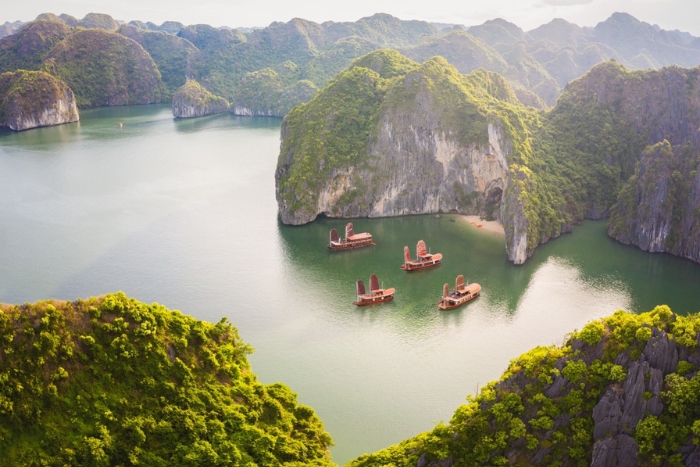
347;232;372;241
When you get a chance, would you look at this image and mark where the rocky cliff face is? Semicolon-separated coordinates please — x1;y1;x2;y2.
276;52;521;234
276;50;587;264
0;70;78;131
609;141;700;263
557;62;700;264
172;79;229;118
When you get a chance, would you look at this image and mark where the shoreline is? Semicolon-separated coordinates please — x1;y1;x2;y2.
458;215;505;236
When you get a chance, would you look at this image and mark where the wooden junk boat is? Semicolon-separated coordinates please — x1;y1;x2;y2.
437;275;481;310
400;240;442;271
328;223;374;251
353;274;395;306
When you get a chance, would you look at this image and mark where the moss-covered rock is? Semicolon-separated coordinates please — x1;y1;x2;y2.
0;293;335;466
42;29;166;108
0;69;78;131
172;79;229;118
348;306;700;466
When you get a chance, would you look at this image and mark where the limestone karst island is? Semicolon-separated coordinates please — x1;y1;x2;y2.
2;4;700;467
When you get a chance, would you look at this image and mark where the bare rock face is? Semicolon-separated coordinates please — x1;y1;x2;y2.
589;329;680;466
172;80;229;118
609;140;700;264
0;70;78;131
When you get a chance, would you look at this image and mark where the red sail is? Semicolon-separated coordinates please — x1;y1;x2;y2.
356;280;366;296
443;283;449;300
417;240;427;257
370;274;380;292
345;222;354;239
330;228;339;243
456;275;465;292
404;246;411;263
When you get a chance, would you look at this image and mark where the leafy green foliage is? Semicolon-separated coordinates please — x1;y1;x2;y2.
0;293;334;467
578;321;605;345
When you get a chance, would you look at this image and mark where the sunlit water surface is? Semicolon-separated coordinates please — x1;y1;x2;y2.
2;105;700;463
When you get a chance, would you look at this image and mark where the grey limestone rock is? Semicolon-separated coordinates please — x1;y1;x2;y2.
591;434;639;467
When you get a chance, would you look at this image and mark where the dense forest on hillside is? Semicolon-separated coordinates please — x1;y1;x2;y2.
0;293;334;466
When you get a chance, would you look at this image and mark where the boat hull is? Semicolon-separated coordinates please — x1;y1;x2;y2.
437;291;480;310
400;259;442;271
328;239;374;251
353;289;395;306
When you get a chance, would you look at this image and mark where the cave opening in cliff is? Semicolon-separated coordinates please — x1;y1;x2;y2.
485;187;503;221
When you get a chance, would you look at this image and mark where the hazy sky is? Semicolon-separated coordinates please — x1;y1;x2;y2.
5;0;700;35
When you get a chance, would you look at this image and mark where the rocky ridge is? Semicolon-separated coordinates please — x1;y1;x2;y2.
0;70;78;131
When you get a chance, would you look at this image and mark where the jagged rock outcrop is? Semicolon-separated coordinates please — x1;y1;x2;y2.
0;70;78;131
348;306;700;467
609;140;700;264
172;79;229;118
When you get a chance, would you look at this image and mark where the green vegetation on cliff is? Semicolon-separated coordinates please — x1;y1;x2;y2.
349;306;700;466
172;79;229;117
277;52;700;264
118;24;197;94
0;20;71;74
276;49;588;259
43;29;165;108
0;70;77;129
0;293;334;466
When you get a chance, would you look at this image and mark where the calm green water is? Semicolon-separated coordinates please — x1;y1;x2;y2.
2;105;700;463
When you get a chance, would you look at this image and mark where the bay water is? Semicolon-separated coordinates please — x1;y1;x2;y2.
2;105;700;463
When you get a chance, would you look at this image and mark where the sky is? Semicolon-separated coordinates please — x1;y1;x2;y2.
4;0;700;36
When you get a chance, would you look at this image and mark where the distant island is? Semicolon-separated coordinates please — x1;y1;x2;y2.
4;11;700;128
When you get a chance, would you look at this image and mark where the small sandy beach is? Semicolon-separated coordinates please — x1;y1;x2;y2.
459;215;505;236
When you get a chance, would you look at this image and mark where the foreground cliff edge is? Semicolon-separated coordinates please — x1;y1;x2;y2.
349;305;700;467
276;50;700;265
0;293;334;466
